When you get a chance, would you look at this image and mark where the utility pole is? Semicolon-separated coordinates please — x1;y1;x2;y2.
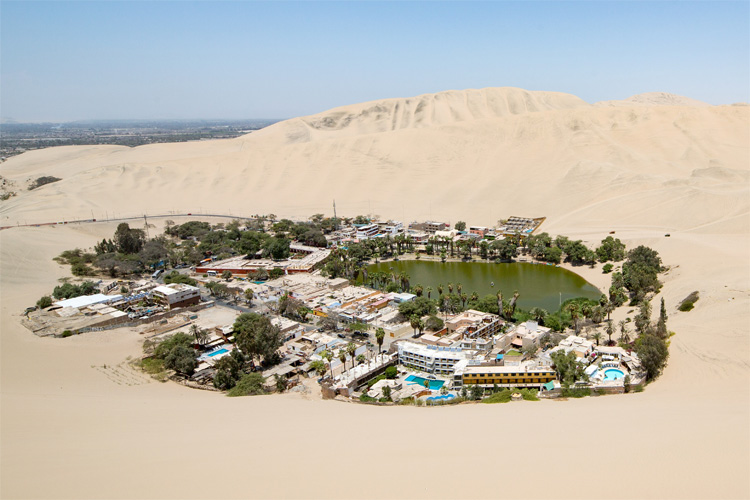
333;199;338;230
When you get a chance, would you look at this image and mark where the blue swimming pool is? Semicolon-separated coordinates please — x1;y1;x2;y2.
207;348;229;357
604;368;625;381
405;375;444;391
427;394;455;402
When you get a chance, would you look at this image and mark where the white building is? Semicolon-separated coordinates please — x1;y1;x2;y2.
355;223;380;240
397;341;470;375
152;284;200;309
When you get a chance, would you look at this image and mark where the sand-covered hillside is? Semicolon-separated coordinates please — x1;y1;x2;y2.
1;87;748;499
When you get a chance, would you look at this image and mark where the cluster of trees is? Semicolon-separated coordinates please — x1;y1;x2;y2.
149;333;199;376
632;297;670;381
37;280;100;308
525;233;627;266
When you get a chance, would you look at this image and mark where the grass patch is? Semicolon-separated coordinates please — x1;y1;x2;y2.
678;291;699;312
359;394;377;402
138;357;168;382
505;349;522;356
61;330;74;338
519;388;539;401
561;387;591;398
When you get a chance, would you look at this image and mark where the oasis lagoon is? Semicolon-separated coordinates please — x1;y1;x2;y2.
365;260;601;312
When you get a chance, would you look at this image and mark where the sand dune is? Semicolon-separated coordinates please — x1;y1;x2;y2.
1;88;748;499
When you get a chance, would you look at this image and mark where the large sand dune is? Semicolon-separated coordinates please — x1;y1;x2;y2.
1;87;748;499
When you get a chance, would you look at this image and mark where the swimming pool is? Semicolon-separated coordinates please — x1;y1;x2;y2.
427;394;455;402
603;368;625;381
207;348;229;357
405;375;445;391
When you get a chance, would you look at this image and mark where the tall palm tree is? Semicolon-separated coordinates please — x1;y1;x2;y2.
437;284;444;297
346;342;357;369
375;327;386;354
565;303;581;334
460;293;468;310
619;320;630;344
592;331;602;346
413;284;424;297
338;351;347;373
470;291;479;304
321;350;334;379
497;291;504;318
447;283;454;294
529;307;548;324
426;286;433;300
456;283;463;296
606;320;615;345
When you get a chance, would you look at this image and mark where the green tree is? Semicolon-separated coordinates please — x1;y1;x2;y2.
113;223;145;254
213;351;245;390
233;313;282;367
227;373;266;397
163;345;198;376
634;300;652;336
454;221;466;231
310;359;327;378
222;270;232;280
36;296;53;308
595;236;626;262
375;327;386;353
636;334;669;381
346;342;357;369
656;297;669;339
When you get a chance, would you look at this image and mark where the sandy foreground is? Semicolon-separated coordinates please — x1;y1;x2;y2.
1;88;749;499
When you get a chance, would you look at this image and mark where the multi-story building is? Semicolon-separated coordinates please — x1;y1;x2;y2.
355;223;380;240
151;284;200;310
445;309;503;338
453;361;556;389
397;341;470;376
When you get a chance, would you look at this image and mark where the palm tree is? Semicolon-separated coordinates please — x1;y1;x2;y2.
321;350;334;379
497;291;504;318
338;351;347;373
529;307;548;324
414;284;424;297
460;292;468;309
310;360;327;378
426;286;433;300
606;320;615;345
375;327;386;354
346;342;357;369
592;331;602;346
470;291;479;304
565;303;581;334
447;283;454;294
437;284;444;297
456;283;463;296
190;324;209;346
619;320;630;344
410;315;421;336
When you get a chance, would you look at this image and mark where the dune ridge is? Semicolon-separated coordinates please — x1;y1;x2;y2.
1;87;749;499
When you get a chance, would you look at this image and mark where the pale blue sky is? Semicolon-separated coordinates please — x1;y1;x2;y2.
2;1;748;122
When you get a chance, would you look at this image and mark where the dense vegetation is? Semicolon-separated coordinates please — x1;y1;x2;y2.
678;291;699;312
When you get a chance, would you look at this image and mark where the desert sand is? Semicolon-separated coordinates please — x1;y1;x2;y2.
1;87;748;499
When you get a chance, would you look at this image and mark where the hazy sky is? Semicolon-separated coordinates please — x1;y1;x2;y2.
2;1;748;122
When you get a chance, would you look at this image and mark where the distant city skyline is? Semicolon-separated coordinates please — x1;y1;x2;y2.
2;1;748;122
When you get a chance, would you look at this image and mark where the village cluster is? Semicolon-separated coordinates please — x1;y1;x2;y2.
25;214;649;403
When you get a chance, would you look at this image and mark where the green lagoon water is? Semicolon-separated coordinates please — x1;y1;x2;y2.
366;260;601;313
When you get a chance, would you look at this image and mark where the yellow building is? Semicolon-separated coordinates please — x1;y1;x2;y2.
454;363;555;389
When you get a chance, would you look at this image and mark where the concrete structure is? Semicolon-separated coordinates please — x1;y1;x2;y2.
355;224;380;240
409;221;449;235
397;341;470;375
445;309;503;338
453;361;556;389
152;284;200;309
54;293;123;309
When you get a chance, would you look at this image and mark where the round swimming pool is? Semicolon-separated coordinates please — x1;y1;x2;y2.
603;369;625;381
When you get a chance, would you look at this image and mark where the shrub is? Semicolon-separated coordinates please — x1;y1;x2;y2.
633;384;644;393
678;291;699;312
29;176;61;190
561;387;591;398
520;388;539;401
227;373;266;397
164;271;197;286
602;263;614;274
71;262;94;276
36;295;53;308
61;330;74;338
384;366;398;379
483;389;513;404
359;394;377;402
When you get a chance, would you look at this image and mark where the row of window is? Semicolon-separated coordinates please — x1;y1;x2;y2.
465;372;554;378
